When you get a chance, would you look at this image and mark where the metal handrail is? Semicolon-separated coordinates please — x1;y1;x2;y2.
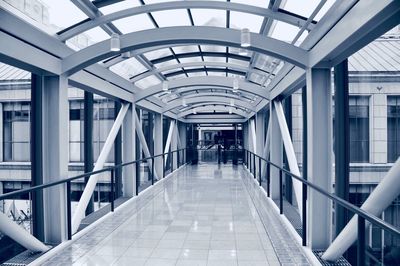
244;148;400;238
0;148;186;201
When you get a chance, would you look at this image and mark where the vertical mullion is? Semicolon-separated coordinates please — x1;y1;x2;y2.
84;91;94;215
30;74;44;241
334;59;350;237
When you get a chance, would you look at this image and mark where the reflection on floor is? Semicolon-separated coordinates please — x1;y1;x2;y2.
40;163;311;266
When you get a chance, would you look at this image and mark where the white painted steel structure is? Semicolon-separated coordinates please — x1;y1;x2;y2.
0;0;399;263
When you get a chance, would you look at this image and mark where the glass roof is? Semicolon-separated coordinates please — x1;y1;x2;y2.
2;0;340;113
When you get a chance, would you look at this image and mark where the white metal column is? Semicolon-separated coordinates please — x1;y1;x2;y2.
171;120;178;169
72;104;129;234
122;103;136;197
323;157;400;261
178;122;187;164
249;118;257;153
270;101;283;200
42;75;69;244
154;113;163;179
306;67;333;249
243;122;248;151
274;101;303;217
256;111;265;176
261;118;271;177
164;120;175;164
134;111;160;180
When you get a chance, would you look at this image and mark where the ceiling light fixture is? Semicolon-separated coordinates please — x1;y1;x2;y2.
230;99;235;107
182;98;188;107
229;107;233;114
241;28;251;48
192;109;197;114
110;33;121;52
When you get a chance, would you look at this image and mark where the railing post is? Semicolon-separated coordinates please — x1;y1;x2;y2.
246;150;250;170
267;162;271;197
171;152;174;172
253;153;256;178
151;157;155;185
357;215;366;266
258;157;262;186
162;154;165;178
135;162;139;196
110;169;115;212
302;183;307;246
66;181;72;240
279;169;283;214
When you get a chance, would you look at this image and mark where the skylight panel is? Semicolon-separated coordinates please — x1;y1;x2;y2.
167;74;187;80
230;12;263;33
204;57;226;63
99;0;141;15
228;58;250;67
191;9;226;28
151;10;191;27
172;46;200;54
201;45;226;53
65;27;110;50
188;72;206;77
270;21;300;43
110;57;147;80
135;75;161;89
178;57;203;63
3;0;87;33
113;14;154;34
154;60;181;68
144;48;173;60
314;0;336;21
284;0;321;18
231;0;269;8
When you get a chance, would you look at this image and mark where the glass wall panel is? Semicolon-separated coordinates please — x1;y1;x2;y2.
0;63;31;263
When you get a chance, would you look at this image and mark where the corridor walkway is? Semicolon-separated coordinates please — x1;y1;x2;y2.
39;164;311;266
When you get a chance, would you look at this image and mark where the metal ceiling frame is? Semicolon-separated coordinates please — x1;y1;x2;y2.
172;92;254;105
130;61;267;82
61;26;309;75
157;86;256;104
134;76;269;102
162;96;254;113
179;102;250;114
177;105;248;118
58;1;316;41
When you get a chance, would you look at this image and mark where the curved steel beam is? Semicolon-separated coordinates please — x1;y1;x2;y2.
182;102;250;113
58;1;315;41
103;50;251;68
164;68;246;78
178;106;248;118
62;27;308;75
163;96;254;113
159;85;258;100
171;92;254;104
131;62;267;82
135;76;269;102
149;51;250;65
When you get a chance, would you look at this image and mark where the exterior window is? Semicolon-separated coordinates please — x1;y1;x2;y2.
387;96;400;162
3;102;31;162
349;96;369;163
69;100;84;162
93;99;115;163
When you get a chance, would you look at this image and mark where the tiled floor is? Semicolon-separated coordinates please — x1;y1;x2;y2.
40;163;311;266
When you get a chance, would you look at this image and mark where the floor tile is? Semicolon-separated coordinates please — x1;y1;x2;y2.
39;164;311;266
